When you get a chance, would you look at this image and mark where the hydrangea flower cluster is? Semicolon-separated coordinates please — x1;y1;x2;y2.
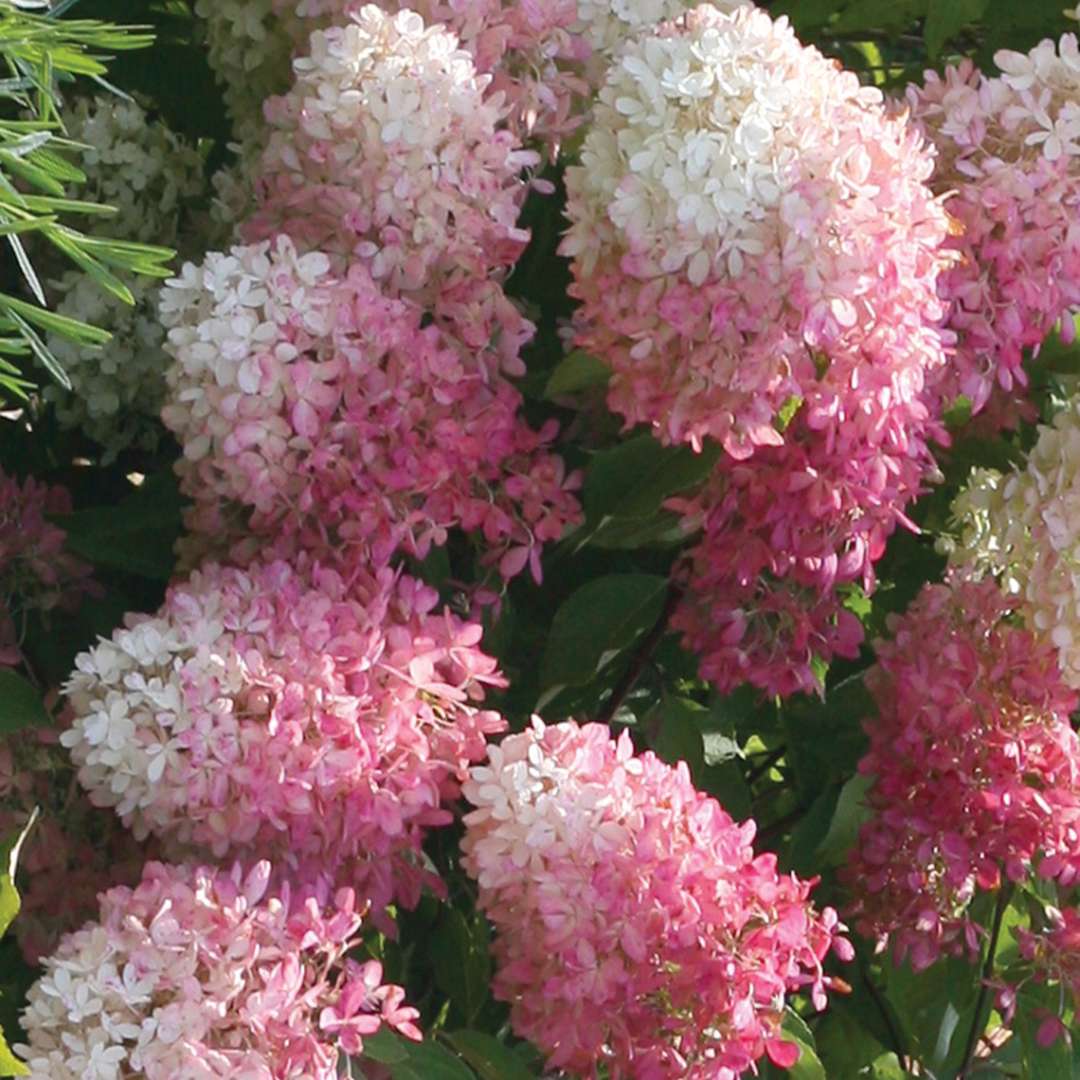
563;3;952;458
560;3;954;695
193;0;296;145
44;95;207;456
159;236;580;578
667;411;931;695
16;859;420;1079
909;35;1080;424
843;576;1080;971
0;467;96;670
61;556;506;917
0;717;153;965
249;7;538;297
462;717;851;1077
948;396;1080;688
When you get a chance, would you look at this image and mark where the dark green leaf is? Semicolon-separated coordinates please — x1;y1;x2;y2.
431;910;490;1025
924;0;987;57
0;670;48;733
544;350;610;398
650;696;706;783
444;1032;534;1080
388;1039;476;1080
585;435;719;523
816;773;872;866
540;574;667;690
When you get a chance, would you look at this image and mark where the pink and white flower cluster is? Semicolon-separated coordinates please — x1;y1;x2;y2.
949;395;1080;688
563;3;953;695
60;556;506;919
462;718;851;1078
843;575;1080;971
563;4;951;458
0;467;97;670
909;34;1080;425
16;860;420;1079
248;8;539;291
160;236;579;579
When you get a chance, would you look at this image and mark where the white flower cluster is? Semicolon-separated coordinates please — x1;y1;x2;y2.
60;607;195;839
61;96;204;247
949;398;1080;687
193;0;297;146
45;276;168;457
995;34;1080;162
562;4;883;284
16;923;154;1080
573;0;748;61
45;96;206;456
158;237;337;481
461;717;625;890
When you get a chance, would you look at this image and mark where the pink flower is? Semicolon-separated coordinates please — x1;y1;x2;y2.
909;37;1080;427
843;575;1080;970
62;555;507;918
462;718;850;1078
160;238;581;582
0;467;98;670
16;860;420;1078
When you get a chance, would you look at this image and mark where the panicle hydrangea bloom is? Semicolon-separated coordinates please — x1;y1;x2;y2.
248;8;538;296
16;859;421;1079
948;397;1080;688
46;276;172;457
461;717;852;1078
159;237;580;580
61;555;507;917
0;715;154;965
843;576;1080;972
57;95;205;248
562;4;952;460
0;468;97;670
43;95;206;455
668;393;939;695
909;35;1080;422
193;0;296;145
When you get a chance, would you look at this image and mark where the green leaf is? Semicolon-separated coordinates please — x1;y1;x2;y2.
544;350;610;398
59;475;183;581
584;435;719;523
1;808;38;939
359;1029;411;1066
388;1039;476;1080
1014;983;1074;1080
816;773;872;866
650;696;706;783
0;670;48;734
540;574;668;690
0;1033;27;1078
431;910;490;1025
444;1032;534;1080
924;0;988;57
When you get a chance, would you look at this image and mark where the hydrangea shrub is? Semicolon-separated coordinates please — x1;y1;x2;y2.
3;1;1080;1078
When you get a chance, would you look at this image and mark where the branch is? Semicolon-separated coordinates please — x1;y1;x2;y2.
598;582;682;724
959;884;1013;1078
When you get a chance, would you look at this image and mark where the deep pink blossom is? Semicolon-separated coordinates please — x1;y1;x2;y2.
909;37;1080;426
0;468;98;669
844;576;1080;971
